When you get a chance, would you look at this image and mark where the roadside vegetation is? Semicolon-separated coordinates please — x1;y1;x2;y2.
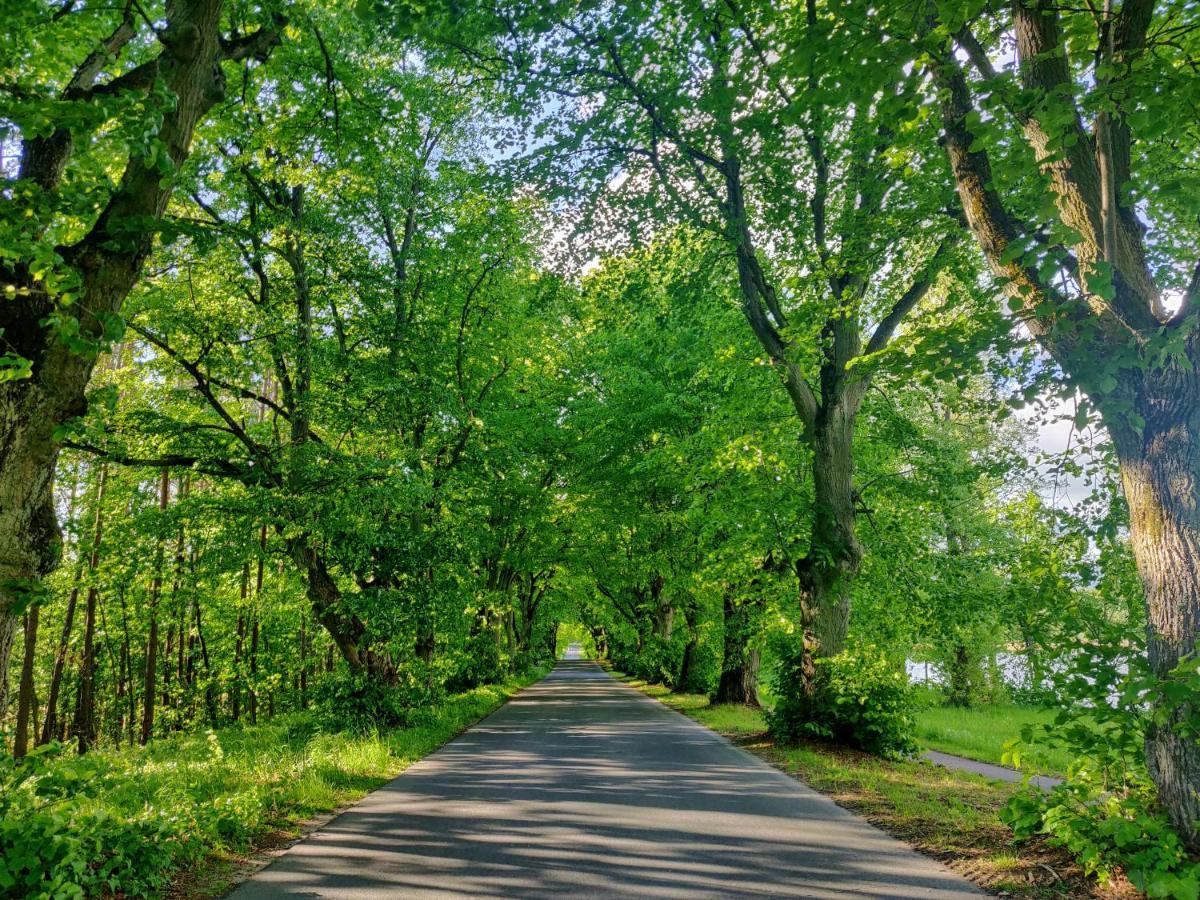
0;671;543;898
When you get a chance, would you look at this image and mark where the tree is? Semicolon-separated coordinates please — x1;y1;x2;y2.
924;0;1200;843
0;0;280;717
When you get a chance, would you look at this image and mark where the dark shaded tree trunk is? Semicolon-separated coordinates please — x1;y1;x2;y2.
715;590;762;706
286;537;397;684
232;568;247;723
248;615;260;725
71;464;107;753
13;607;39;757
73;580;100;753
590;625;608;659
40;562;82;746
676;597;702;692
946;643;975;708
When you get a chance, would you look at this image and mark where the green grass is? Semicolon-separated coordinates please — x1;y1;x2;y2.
0;668;546;898
610;671;1125;898
913;704;1071;775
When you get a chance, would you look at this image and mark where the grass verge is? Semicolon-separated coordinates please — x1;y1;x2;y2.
610;671;1136;899
1;668;546;899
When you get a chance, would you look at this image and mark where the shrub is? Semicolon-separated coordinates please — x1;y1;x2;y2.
312;670;410;731
445;627;505;692
767;643;917;760
0;672;541;898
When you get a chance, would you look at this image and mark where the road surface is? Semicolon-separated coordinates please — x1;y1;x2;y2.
229;661;982;898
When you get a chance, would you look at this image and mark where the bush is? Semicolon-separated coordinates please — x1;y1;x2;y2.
445;627;505;693
1000;620;1200;898
767;643;917;760
611;635;684;687
313;670;410;731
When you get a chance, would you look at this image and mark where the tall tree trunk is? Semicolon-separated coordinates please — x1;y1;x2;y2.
286;537;396;684
13;607;40;757
248;615;260;725
590;625;608;659
1109;384;1200;845
298;617;308;707
946;643;975;708
231;563;248;722
505;610;517;657
248;526;265;724
71;464;107;753
73;583;100;753
930;19;1200;843
40;562;82;746
676;598;701;691
193;593;218;727
715;590;762;706
794;404;861;691
140;469;170;744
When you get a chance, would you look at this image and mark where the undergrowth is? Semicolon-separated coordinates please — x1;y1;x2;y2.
0;669;544;899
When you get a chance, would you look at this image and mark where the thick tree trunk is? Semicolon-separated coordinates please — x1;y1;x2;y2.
590;625;608;659
946;643;975;708
715;590;762;706
677;596;701;690
287;537;396;684
1109;377;1200;847
931;23;1200;846
794;404;861;691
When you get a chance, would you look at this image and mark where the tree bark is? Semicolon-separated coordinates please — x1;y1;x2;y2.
40;561;82;746
71;463;107;753
1109;378;1200;845
794;402;862;690
590;625;608;659
930;12;1200;842
286;537;397;684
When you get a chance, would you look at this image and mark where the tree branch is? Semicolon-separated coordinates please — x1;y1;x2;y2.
865;235;957;355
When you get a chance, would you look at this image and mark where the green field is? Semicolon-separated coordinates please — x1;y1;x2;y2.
913;704;1071;775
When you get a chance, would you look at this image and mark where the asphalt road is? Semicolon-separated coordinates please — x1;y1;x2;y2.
229;660;982;899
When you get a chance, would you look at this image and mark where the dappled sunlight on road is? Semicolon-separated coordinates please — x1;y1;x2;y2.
230;663;981;899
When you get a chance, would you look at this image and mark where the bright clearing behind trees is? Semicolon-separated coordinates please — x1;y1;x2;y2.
1;0;1198;897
